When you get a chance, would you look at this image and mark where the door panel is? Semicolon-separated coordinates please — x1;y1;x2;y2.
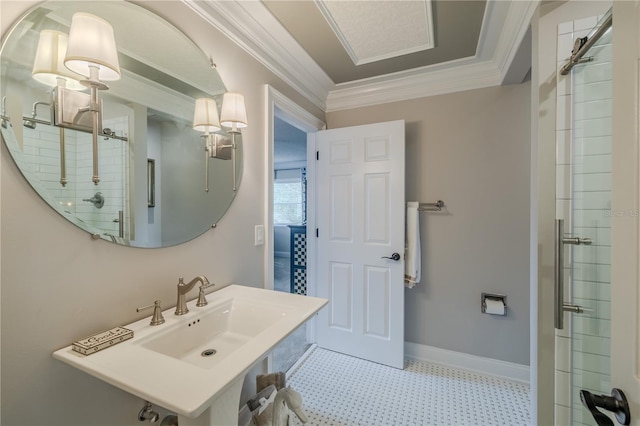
363;266;390;338
365;173;390;243
329;262;353;330
315;120;405;369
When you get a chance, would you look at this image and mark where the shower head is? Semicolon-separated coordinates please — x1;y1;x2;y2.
23;117;37;129
23;101;51;129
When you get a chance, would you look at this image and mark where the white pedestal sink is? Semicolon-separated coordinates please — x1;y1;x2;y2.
53;285;327;426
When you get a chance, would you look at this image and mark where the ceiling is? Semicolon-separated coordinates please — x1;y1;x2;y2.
186;0;538;112
262;0;486;84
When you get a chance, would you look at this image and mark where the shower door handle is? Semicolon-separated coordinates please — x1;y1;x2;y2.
580;388;631;426
554;219;587;329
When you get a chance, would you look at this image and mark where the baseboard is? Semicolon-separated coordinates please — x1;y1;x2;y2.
405;342;530;384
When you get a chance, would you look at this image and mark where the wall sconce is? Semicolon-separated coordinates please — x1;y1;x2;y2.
31;29;86;187
59;12;121;185
220;92;248;192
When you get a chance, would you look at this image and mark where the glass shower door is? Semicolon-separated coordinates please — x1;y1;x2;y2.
558;14;613;426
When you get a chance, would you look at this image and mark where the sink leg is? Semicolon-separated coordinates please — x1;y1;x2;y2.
177;379;244;426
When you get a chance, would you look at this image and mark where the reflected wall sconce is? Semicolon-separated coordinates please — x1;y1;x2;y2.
193;98;235;192
193;97;221;192
60;12;121;185
32;30;85;91
31;29;85;187
220;92;247;192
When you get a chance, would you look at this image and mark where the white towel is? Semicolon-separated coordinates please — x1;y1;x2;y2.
405;201;421;288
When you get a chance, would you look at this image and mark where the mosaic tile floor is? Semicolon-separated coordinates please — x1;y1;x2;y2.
286;347;531;426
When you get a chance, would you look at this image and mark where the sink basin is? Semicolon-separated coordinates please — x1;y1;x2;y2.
139;297;288;369
52;285;327;425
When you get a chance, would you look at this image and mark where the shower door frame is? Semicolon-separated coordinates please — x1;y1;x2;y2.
557;13;614;425
534;2;640;425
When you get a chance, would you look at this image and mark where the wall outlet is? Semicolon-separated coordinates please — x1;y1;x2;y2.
254;225;265;246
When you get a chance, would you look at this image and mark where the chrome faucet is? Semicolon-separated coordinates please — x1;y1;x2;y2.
174;275;214;315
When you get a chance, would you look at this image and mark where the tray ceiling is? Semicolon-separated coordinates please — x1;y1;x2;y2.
185;0;538;111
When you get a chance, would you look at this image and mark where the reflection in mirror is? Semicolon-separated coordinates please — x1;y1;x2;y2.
1;1;243;248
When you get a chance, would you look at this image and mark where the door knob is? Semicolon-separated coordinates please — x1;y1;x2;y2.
381;252;401;261
580;388;631;426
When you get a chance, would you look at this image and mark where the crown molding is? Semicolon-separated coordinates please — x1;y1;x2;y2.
326;59;502;111
493;0;539;82
183;0;333;111
185;0;538;113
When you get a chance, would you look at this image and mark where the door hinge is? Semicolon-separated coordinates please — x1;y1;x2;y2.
316;151;319;160
316;228;319;238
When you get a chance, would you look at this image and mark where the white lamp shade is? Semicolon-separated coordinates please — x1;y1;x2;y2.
64;12;121;81
193;98;221;133
31;30;85;90
220;92;248;129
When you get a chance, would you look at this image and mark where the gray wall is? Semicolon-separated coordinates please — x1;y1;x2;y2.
327;83;532;365
0;1;323;425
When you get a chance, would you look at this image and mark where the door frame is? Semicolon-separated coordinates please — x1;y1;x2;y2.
610;1;640;418
263;85;325;295
264;86;326;366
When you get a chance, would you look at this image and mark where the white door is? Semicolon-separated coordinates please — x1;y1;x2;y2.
314;120;405;369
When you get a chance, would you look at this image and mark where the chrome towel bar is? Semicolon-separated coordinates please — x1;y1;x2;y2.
418;200;445;212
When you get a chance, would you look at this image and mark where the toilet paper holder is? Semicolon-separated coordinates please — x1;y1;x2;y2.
481;293;507;316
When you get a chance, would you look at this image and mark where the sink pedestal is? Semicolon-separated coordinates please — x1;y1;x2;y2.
178;379;244;426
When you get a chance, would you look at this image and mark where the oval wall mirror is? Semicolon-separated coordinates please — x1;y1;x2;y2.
0;0;243;248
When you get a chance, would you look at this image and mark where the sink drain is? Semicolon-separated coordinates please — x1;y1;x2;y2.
201;349;217;357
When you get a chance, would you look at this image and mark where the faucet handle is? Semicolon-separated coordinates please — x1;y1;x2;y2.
137;300;165;326
196;282;215;307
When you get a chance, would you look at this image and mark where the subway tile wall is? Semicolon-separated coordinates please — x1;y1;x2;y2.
23;116;129;239
555;15;612;426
